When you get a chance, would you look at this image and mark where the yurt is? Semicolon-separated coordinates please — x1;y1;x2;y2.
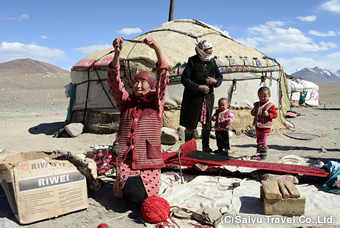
287;78;319;107
67;19;290;133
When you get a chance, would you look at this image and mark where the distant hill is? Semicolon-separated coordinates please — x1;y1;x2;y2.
291;67;340;85
0;58;69;76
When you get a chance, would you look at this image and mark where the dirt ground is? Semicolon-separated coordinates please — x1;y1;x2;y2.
0;72;339;227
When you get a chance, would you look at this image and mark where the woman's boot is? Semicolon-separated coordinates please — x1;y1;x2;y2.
202;132;212;152
185;133;193;142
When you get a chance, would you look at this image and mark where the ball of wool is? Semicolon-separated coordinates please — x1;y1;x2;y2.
141;195;170;223
97;223;109;228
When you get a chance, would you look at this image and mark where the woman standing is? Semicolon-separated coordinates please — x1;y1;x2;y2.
180;40;223;152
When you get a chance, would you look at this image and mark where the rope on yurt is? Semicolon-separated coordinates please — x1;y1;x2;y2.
83;69;91;124
227;79;237;105
127;60;133;85
123;37;143;85
142;28;222;40
141;19;231;40
93;67;115;108
260;72;267;85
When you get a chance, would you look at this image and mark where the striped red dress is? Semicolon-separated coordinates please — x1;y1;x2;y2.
107;60;169;198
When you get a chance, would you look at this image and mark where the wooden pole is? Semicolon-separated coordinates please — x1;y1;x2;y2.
168;0;175;21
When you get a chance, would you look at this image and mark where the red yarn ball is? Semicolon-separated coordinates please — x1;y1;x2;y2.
141;195;170;223
97;223;109;228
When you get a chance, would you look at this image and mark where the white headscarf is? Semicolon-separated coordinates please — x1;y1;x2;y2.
195;40;213;62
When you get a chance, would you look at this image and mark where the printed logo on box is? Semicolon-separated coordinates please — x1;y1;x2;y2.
21;161;71;171
18;171;84;192
21;164;29;171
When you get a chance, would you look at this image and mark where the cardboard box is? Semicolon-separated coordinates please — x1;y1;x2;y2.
0;151;88;224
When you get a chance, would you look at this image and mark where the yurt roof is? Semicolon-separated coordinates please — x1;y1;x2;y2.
72;19;280;76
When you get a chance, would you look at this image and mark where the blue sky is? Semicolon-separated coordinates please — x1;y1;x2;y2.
1;0;340;73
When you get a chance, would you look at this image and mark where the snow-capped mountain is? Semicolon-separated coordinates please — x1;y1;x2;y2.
288;68;302;75
290;67;340;85
336;70;340;76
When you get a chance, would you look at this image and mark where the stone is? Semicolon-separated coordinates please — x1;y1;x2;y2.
65;123;84;137
261;173;299;184
176;126;185;141
161;127;179;145
194;127;202;139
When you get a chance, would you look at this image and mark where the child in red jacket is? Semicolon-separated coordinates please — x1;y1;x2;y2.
212;97;234;156
250;87;277;160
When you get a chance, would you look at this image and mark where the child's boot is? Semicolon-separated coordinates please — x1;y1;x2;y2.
251;145;267;160
258;146;268;160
